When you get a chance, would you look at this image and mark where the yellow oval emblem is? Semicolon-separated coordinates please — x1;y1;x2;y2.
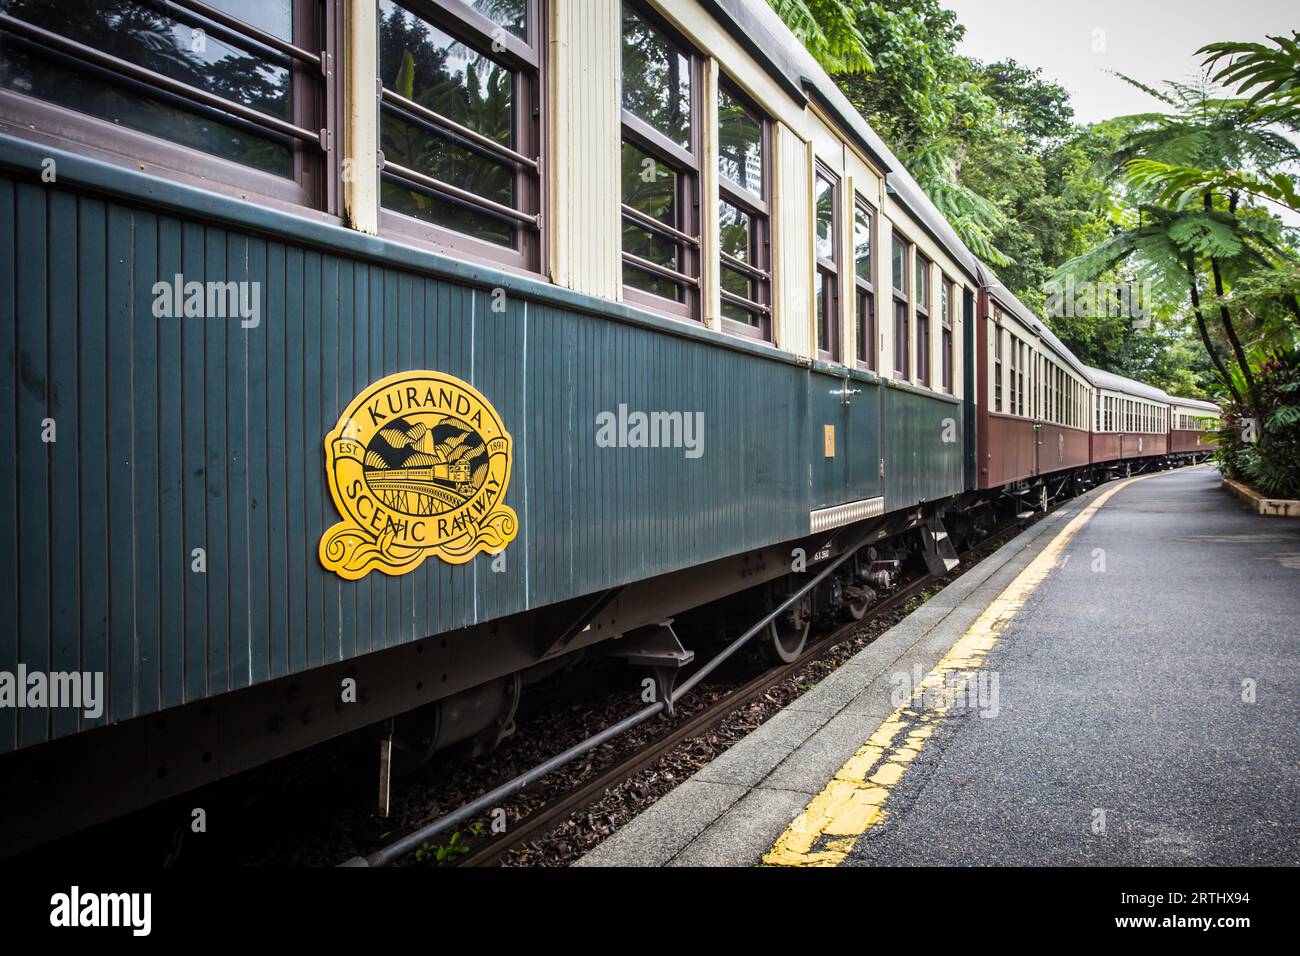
319;370;518;579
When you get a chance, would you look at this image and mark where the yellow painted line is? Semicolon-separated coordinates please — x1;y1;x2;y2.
763;471;1166;867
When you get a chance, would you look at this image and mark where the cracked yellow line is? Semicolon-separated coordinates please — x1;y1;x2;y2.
763;472;1162;867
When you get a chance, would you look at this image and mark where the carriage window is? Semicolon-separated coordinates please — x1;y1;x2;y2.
0;0;334;208
940;279;954;393
621;3;700;318
854;199;876;371
717;82;770;339
471;0;527;38
915;255;931;386
814;166;841;361
1008;336;1018;414
1020;343;1028;416
993;320;1003;413
893;234;910;378
378;0;542;268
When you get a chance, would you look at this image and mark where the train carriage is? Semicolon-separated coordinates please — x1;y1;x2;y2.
1169;397;1221;455
1089;367;1172;462
975;278;1093;489
0;0;1218;853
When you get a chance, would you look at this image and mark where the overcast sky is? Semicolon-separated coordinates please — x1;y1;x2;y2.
943;0;1298;125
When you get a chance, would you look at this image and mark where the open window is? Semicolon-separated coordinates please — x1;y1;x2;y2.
892;232;910;378
716;79;770;339
378;0;543;271
940;277;954;393
620;2;701;319
0;0;339;212
853;198;876;372
813;163;841;362
915;253;931;385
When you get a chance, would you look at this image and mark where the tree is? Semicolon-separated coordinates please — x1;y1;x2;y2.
764;0;873;75
1055;78;1299;409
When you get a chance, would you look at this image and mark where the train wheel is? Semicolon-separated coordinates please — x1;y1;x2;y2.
762;592;811;664
389;672;521;774
841;583;875;622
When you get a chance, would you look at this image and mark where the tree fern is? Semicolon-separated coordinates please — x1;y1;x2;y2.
765;0;873;75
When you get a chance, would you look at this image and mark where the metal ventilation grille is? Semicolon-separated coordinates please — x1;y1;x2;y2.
809;496;885;534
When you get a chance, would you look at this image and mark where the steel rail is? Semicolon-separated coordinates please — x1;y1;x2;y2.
381;161;540;226
342;524;878;867
719;249;769;282
620;251;700;288
163;0;323;66
454;560;972;867
720;288;770;316
382;88;539;171
620;203;700;247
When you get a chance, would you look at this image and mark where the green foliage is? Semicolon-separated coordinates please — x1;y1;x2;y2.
414;830;469;864
768;1;1299;413
765;0;873;75
1214;350;1300;497
1200;32;1300;130
1125;160;1300;215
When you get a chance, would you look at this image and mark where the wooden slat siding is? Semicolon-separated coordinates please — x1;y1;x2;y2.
132;210;161;715
80;200;111;717
395;269;414;640
320;255;341;661
106;205;136;722
335;260;356;663
225;232;251;689
365;262;384;657
549;0;620;299
775;124;813;358
881;388;964;512
48;190;82;739
4;175;929;754
284;246;306;674
265;241;289;680
351;264;371;661
380;267;398;649
448;282;460;633
582;308;597;597
528;301;546;599
15;184;49;747
303;251;323;670
422;279;439;640
246;236;271;686
598;315;611;589
183;221;206;696
79;194;105;726
0;178;14;752
202;225;229;696
156;216;184;708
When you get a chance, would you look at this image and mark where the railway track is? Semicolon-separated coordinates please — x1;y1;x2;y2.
433;511;1043;867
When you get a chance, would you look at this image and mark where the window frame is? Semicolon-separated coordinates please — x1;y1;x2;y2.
377;0;545;273
813;161;842;363
853;196;877;372
993;313;1004;413
915;253;931;386
716;76;772;341
619;1;703;321
892;232;911;379
0;0;342;216
940;277;954;393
